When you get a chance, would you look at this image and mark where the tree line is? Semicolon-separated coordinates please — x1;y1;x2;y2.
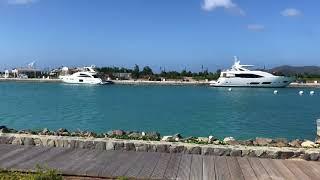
96;65;220;80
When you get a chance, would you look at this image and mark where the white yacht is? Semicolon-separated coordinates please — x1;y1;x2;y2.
59;66;103;85
209;57;294;87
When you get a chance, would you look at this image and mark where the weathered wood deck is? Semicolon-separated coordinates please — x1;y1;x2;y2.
0;144;320;180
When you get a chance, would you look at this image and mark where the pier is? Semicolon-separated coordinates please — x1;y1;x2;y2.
1;144;320;179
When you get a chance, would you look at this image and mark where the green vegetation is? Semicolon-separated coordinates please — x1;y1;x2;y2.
97;64;220;81
0;166;62;180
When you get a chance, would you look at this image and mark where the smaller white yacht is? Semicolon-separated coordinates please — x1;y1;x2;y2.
59;66;103;85
209;57;294;87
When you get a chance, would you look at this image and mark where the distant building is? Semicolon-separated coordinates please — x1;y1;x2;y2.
13;68;43;78
112;73;132;80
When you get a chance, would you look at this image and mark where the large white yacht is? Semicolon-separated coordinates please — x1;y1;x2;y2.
209;57;294;87
59;66;103;85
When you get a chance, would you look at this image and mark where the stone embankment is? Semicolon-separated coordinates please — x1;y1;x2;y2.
1;126;320;161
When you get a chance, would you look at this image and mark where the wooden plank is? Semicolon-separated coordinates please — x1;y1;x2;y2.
13;147;69;170
248;158;271;180
0;145;29;164
294;160;320;180
215;156;231;180
150;153;171;179
176;154;192;180
259;159;285;180
85;150;117;177
45;148;89;173
112;152;143;177
203;156;215;180
125;152;152;178
282;160;310;180
237;157;257;180
190;155;203;180
2;146;52;169
65;149;104;176
164;154;182;179
136;152;161;179
0;144;19;154
226;156;245;180
99;151;132;177
271;159;298;180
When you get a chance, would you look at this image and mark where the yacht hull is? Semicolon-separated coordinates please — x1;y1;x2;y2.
60;77;102;85
209;76;294;88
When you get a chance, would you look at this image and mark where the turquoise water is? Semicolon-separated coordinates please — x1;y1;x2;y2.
0;82;319;140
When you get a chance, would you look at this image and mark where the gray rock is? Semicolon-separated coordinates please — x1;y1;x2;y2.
135;143;149;152
156;144;169;153
254;150;266;157
62;140;76;148
56;128;69;136
145;132;160;140
309;153;320;161
0;126;10;133
265;150;280;159
213;148;230;156
0;136;15;144
173;133;183;139
41;128;50;135
114;142;124;150
197;137;209;143
289;139;302;148
201;147;214;155
300;153;310;161
230;149;242;157
109;130;126;136
12;137;23;145
208;136;217;143
23;137;35;146
124;143;135;151
148;144;157;152
272;138;289;147
254;137;274;146
186;146;202;154
239;139;254;146
94;141;106;150
226;140;240;146
279;151;294;159
223;137;235;143
128;132;141;139
169;146;186;153
33;138;43;146
106;141;115;150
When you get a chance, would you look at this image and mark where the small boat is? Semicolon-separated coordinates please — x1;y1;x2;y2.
209;57;294;87
59;66;103;85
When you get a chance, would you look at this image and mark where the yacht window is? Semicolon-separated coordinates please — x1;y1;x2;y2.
262;82;272;84
92;75;98;78
283;81;288;83
235;74;263;78
222;73;226;77
78;74;91;78
250;82;260;85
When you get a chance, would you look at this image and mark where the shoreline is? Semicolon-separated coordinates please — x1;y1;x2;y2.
1;126;320;161
1;78;320;87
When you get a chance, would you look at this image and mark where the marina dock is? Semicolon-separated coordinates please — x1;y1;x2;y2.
1;144;320;180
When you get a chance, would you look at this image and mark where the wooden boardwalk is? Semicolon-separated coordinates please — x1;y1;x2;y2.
1;144;320;180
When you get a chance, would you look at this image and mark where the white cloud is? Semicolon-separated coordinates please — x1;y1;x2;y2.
247;24;265;32
281;8;302;17
202;0;245;16
7;0;38;5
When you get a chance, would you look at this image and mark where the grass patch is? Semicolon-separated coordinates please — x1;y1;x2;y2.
0;166;62;180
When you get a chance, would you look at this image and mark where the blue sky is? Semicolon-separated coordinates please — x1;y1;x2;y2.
0;0;319;71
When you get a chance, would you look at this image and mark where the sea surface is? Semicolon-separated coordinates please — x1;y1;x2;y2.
0;82;319;140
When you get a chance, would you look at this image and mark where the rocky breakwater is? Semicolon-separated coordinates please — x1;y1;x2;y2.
1;126;320;161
